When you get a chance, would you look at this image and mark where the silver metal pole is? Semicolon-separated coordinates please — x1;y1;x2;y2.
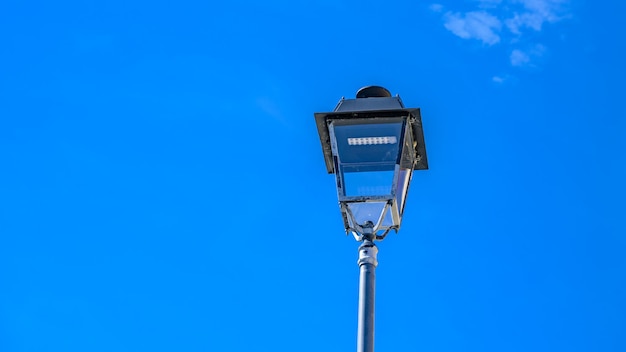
357;239;378;352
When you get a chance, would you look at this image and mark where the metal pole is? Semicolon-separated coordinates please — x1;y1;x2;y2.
357;238;378;352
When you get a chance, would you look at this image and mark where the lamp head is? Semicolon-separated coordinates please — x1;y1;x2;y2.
315;87;428;241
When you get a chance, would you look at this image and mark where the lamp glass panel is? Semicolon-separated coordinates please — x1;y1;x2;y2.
332;121;403;164
347;202;393;228
341;165;395;197
332;120;403;198
395;168;412;216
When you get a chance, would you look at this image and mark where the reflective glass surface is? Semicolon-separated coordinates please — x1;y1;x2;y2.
343;170;395;196
347;202;393;227
332;121;403;164
331;120;404;198
395;168;412;215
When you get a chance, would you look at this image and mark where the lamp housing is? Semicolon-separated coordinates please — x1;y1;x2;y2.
315;86;428;240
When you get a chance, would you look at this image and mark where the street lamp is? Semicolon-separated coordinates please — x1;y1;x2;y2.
315;86;428;352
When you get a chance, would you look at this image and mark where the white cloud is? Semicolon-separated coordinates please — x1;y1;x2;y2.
491;74;518;85
518;0;564;18
510;49;530;66
476;0;503;8
430;3;444;12
506;0;566;34
443;11;502;45
510;44;546;66
434;0;570;67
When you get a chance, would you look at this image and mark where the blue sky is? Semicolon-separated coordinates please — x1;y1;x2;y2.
1;0;625;351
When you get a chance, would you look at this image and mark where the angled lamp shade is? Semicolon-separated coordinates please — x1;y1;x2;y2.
315;86;428;241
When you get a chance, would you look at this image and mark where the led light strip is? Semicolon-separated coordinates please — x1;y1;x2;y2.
348;136;397;145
